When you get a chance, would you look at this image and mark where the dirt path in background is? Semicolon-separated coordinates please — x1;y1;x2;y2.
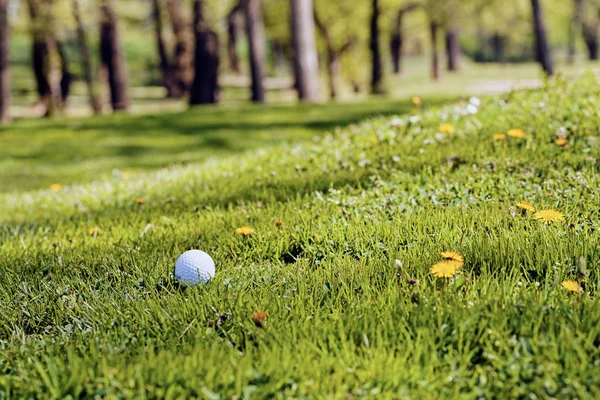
467;79;543;94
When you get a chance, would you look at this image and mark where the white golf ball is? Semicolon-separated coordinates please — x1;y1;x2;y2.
174;250;215;286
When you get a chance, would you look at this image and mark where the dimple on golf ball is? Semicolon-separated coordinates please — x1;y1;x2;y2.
174;250;215;286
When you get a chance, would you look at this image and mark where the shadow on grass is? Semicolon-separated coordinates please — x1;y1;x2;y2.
0;97;454;192
3;98;451;138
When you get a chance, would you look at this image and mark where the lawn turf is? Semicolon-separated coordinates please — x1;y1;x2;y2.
0;97;451;193
1;73;600;398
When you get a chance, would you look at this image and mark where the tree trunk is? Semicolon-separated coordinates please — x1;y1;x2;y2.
390;9;403;74
56;40;72;103
568;0;584;64
27;0;65;116
390;34;401;75
31;39;52;112
46;37;63;112
99;0;130;111
271;40;284;73
166;0;193;90
583;27;599;60
244;0;267;103
530;0;554;76
27;0;54;116
326;51;340;99
370;0;383;94
314;11;338;99
429;20;440;81
391;4;419;75
445;27;460;72
190;0;220;105
491;34;507;63
152;0;181;97
390;8;405;75
227;5;242;74
582;9;600;61
72;0;101;114
290;0;320;102
0;0;10;123
290;7;300;93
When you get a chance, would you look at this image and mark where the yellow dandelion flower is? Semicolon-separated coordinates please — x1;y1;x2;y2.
562;280;583;293
236;226;255;236
412;97;422;106
50;184;62;192
493;133;506;141
534;209;565;224
516;201;535;212
555;138;568;146
122;171;132;180
88;226;101;235
135;198;146;205
430;260;462;279
507;129;526;139
438;123;454;134
441;251;464;265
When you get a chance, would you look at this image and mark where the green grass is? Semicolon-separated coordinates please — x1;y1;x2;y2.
0;97;452;193
1;72;600;398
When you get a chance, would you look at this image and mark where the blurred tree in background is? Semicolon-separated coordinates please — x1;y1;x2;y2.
314;0;359;99
72;0;101;113
531;0;554;75
99;0;130;110
26;0;72;116
291;0;320;101
166;0;194;92
581;0;600;60
390;2;420;75
189;0;219;104
0;0;10;123
243;0;268;103
152;0;181;98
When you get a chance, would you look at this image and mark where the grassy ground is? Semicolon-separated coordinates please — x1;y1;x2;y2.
0;96;453;193
1;73;600;398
